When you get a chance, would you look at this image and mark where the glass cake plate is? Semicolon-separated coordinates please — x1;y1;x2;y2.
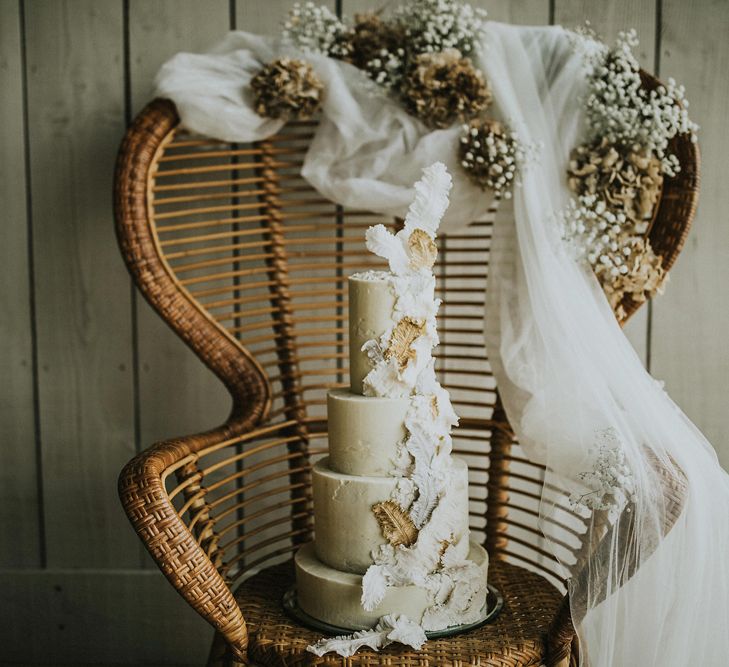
282;583;503;639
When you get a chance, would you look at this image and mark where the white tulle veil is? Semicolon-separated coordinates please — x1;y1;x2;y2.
156;21;729;666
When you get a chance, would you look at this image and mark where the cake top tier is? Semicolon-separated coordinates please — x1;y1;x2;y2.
348;272;396;394
347;162;453;398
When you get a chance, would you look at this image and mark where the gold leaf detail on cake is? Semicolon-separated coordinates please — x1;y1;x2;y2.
385;317;425;370
372;500;418;547
408;228;438;270
430;395;439;418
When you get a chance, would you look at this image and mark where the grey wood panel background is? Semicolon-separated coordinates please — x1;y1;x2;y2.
1;0;727;663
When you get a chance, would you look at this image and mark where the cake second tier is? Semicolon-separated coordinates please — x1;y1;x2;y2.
327;388;410;477
313;456;470;574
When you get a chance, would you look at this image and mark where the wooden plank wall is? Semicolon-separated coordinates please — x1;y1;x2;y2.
1;0;727;663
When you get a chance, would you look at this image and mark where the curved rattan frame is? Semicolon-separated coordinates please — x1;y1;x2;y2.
619;71;701;320
114;93;699;666
114;99;272;429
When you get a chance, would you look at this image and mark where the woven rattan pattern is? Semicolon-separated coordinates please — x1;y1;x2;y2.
236;559;561;667
114;80;698;666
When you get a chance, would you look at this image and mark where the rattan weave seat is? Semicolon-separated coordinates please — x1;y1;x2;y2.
114;90;698;667
218;559;562;667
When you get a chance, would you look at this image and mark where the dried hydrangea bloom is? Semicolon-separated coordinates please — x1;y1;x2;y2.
568;138;664;225
250;58;324;121
600;235;667;320
401;49;491;129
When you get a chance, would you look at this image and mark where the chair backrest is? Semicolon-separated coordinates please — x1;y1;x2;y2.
114;98;698;587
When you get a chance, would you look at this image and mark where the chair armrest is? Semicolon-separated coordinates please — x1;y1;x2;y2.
545;452;688;666
119;424;250;662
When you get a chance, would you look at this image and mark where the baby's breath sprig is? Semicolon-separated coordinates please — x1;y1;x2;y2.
282;2;352;58
393;0;488;57
580;29;698;177
569;427;637;521
561;194;633;273
365;49;407;90
459;119;539;199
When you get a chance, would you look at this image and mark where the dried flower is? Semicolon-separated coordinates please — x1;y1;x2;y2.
250;58;323;121
393;0;488;57
578;29;698;176
568;138;663;225
401;49;491;129
282;1;352;58
458;118;539;199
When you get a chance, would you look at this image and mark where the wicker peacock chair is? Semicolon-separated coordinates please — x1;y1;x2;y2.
114;83;698;666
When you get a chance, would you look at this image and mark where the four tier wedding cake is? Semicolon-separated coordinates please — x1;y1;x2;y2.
295;163;489;655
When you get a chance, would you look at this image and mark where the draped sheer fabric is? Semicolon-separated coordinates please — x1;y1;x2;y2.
157;22;729;666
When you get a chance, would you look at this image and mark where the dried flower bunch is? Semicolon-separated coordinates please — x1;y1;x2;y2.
265;4;696;315
402;49;491;129
271;1;527;189
279;0;492;128
563;30;697;318
250;57;324;121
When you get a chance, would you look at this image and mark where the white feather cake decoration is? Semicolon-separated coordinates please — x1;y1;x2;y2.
307;162;489;657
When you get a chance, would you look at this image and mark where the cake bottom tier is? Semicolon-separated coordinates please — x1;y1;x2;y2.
294;540;489;631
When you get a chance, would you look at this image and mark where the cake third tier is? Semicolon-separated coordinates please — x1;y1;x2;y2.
313;456;471;574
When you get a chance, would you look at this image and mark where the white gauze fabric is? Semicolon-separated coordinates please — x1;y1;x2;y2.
156;22;729;666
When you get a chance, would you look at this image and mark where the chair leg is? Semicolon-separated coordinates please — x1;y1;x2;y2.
207;632;228;667
207;632;254;667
